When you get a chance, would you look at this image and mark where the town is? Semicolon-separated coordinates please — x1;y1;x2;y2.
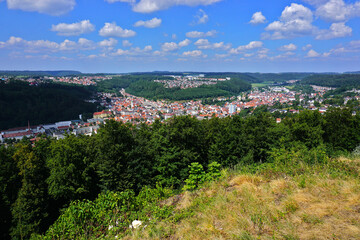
154;75;231;89
2;81;359;144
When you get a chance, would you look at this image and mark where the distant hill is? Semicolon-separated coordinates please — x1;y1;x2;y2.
129;72;321;83
0;70;82;77
301;74;360;88
246;72;315;82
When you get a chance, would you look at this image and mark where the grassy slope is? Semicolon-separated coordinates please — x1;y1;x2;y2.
125;157;360;240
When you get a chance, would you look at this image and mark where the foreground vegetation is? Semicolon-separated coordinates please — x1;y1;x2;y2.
1;108;360;239
125;155;360;240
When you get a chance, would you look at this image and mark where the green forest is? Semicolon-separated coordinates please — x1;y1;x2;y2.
246;72;314;82
0;81;97;130
96;75;251;100
301;74;360;88
1;108;360;239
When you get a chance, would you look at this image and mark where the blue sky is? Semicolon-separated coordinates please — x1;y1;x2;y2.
0;0;359;73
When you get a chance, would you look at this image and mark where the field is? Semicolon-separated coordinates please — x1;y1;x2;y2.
251;81;274;88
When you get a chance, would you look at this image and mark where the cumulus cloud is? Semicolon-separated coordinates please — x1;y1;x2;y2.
249;12;267;25
264;3;316;39
6;0;76;16
186;30;217;38
161;39;191;51
134;17;162;28
193;9;209;24
99;38;118;48
322;40;360;57
349;40;360;49
112;45;153;56
0;36;96;52
99;22;136;38
178;39;191;47
182;50;206;57
278;43;297;51
302;44;312;51
194;38;231;50
131;0;222;13
161;42;178;52
316;22;352;40
51;20;95;36
315;0;360;22
122;40;133;47
307;49;320;57
229;41;263;54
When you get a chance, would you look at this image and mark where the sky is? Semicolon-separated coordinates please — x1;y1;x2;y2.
0;0;359;73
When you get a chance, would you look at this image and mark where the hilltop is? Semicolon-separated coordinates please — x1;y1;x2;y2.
124;157;360;240
37;153;360;240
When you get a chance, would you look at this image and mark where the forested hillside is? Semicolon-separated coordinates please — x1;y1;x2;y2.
246;72;314;82
0;81;97;130
97;75;251;100
1;108;360;239
301;74;360;88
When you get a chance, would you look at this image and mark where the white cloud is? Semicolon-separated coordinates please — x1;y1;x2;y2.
161;42;179;52
6;0;75;16
264;3;316;39
161;39;190;51
307;49;320;57
349;40;360;49
186;30;217;38
122;40;133;47
315;0;360;22
182;50;205;57
278;43;297;51
112;45;153;56
0;36;97;52
99;22;136;38
229;41;263;54
131;0;223;13
249;12;267;25
51;20;95;36
172;34;177;39
302;44;312;51
134;17;162;28
194;38;231;50
178;39;191;47
99;38;118;48
271;51;296;60
194;9;209;24
323;40;360;57
316;22;352;40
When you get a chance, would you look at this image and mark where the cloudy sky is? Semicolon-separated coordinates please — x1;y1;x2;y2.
0;0;359;73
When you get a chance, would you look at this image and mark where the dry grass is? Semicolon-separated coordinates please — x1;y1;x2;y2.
124;158;360;240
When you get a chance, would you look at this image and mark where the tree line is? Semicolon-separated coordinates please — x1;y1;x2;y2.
1;108;360;239
301;74;360;88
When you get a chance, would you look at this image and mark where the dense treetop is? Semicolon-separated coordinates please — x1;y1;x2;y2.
1;109;360;239
0;80;97;130
301;74;360;88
